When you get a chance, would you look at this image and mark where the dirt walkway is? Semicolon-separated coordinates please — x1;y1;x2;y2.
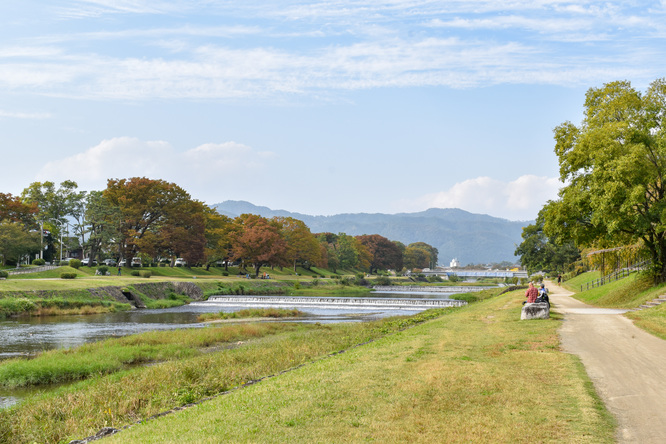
548;281;666;443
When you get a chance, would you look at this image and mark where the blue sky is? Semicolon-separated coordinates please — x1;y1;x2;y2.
1;1;665;221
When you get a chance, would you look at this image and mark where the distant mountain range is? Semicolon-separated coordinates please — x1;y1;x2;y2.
212;200;531;265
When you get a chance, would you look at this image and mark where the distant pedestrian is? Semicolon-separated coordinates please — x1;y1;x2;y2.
557;275;562;286
117;266;121;276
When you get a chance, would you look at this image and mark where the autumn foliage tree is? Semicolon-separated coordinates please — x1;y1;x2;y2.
232;214;287;277
104;177;206;264
403;242;439;270
356;234;403;274
202;208;235;270
275;217;323;271
0;193;38;228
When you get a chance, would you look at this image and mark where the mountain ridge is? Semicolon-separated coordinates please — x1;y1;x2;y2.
213;200;530;265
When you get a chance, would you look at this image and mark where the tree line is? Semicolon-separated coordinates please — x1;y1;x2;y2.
515;78;666;282
0;177;438;276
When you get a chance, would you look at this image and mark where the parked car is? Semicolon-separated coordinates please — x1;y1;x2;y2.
118;259;126;267
81;258;97;266
131;257;142;267
103;258;117;266
174;258;187;267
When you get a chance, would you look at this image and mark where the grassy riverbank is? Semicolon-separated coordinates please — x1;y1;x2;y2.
0;310;451;443
0;286;613;443
105;287;614;443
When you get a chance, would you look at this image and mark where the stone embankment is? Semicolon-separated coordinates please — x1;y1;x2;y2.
91;282;204;307
2;282;204;309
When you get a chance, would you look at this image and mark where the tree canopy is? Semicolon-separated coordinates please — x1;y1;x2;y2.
542;78;666;281
2;177;439;273
514;213;580;275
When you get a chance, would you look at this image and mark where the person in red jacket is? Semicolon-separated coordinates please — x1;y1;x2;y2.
524;282;539;304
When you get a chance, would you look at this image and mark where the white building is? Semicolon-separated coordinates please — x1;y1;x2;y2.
450;258;460;268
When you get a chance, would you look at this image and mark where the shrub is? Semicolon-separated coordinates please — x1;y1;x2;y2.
96;266;109;275
374;276;392;286
60;272;77;279
427;275;443;283
32;258;45;266
293;282;301;290
311;278;320;287
139;270;152;278
0;270;8;279
131;270;140;277
354;276;369;286
0;298;37;317
222;271;229;276
69;259;81;269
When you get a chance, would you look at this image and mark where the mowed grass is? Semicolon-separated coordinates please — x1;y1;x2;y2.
108;289;615;443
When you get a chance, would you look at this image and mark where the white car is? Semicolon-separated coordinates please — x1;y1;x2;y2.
103;259;117;266
81;258;97;266
174;258;187;267
118;259;126;267
131;257;142;267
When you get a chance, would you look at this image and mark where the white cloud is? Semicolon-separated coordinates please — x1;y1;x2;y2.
35;137;275;202
0;109;51;119
401;175;562;221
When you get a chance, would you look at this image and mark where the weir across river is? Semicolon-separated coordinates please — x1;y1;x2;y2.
206;295;468;309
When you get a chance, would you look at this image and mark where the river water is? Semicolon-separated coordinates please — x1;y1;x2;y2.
0;290;458;408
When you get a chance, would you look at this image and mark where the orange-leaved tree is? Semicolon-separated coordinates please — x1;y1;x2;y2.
232;214;287;277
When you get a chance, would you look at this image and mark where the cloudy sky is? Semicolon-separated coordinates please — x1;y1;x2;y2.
1;1;665;221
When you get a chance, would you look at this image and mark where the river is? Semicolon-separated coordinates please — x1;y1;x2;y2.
0;290;460;408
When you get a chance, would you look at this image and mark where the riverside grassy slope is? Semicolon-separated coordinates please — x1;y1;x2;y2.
104;288;614;444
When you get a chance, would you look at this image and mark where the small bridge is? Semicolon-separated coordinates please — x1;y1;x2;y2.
206;295;467;309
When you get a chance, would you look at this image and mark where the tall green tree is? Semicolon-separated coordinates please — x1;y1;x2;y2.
21;180;84;261
515;214;580;275
84;191;121;264
0;221;40;266
543;78;666;281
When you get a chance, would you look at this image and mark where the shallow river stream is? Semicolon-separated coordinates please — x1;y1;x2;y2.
0;291;456;408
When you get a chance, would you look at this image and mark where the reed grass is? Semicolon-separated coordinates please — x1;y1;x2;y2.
0;323;298;388
198;308;307;322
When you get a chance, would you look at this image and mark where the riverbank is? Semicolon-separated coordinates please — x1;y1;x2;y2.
105;286;613;443
0;308;457;443
1;285;611;443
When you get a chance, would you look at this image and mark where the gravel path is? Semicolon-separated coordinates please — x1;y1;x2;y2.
549;282;666;443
